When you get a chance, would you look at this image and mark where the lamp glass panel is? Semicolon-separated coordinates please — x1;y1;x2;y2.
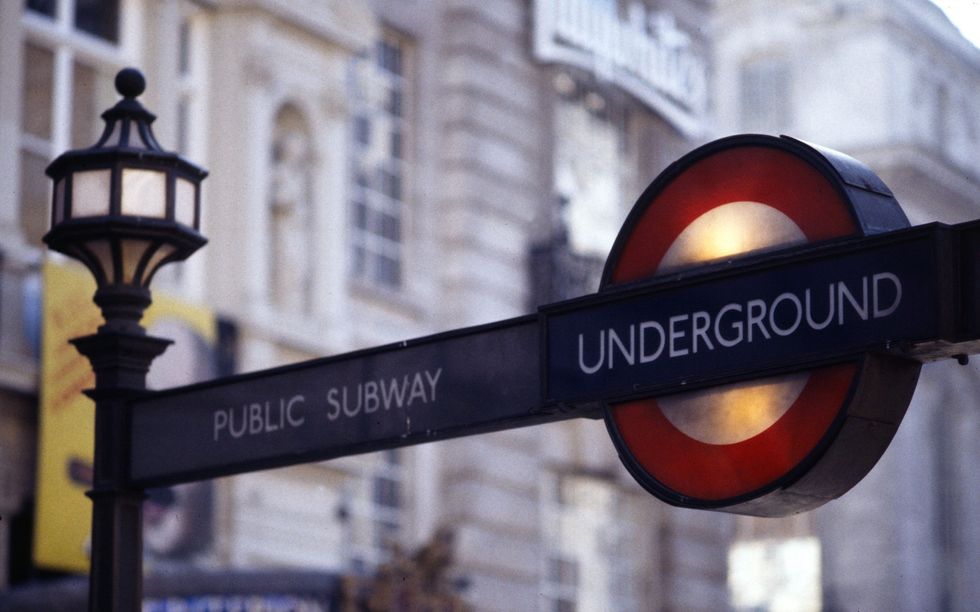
52;178;65;226
84;239;115;284
119;239;153;284
175;177;197;227
71;169;112;217
142;243;178;285
121;169;167;218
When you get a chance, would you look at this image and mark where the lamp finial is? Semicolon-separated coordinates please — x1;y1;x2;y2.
115;68;146;100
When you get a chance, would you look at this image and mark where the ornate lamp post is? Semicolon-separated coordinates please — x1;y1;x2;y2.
43;68;207;611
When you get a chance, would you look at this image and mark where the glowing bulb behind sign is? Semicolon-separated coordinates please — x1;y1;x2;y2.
659;201;806;273
659;372;808;444
602;135;916;513
657;202;808;445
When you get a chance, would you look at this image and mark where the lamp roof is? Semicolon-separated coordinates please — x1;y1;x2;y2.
45;68;207;181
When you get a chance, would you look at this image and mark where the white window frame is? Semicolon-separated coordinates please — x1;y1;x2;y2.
138;0;211;299
348;29;412;292
20;0;132;249
539;471;642;612
341;449;406;573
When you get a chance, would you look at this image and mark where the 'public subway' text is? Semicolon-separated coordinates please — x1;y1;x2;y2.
212;368;444;442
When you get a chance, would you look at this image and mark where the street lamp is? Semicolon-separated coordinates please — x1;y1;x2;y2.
44;67;206;332
43;67;207;611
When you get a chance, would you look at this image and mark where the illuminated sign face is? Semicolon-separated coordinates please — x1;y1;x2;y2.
598;135;919;516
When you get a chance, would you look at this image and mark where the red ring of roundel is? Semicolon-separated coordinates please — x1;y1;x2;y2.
606;145;861;502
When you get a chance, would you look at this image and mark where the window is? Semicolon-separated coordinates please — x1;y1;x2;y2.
74;0;119;43
545;555;579;612
348;32;411;290
28;0;120;43
178;18;192;76
553;78;635;259
740;57;791;132
148;4;209;292
71;61;105;149
19;1;125;246
19;42;56;244
343;450;405;572
21;43;54;141
933;83;950;151
172;9;206;158
26;0;56;18
540;473;643;612
728;537;821;611
18;151;51;247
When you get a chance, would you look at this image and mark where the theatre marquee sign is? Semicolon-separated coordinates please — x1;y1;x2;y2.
533;0;708;137
129;135;980;517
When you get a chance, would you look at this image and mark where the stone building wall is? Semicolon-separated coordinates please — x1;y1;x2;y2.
713;1;980;609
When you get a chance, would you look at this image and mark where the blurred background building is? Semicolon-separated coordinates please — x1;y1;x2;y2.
0;0;977;610
714;1;980;610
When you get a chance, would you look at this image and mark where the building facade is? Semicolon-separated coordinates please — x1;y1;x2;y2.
713;1;980;610
2;0;978;610
1;0;732;610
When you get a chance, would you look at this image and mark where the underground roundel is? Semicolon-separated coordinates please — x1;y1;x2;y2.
601;134;921;516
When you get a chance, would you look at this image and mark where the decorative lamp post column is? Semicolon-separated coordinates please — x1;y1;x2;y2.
42;68;208;611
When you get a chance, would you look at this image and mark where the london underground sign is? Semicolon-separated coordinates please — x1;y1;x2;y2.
130;135;980;517
585;134;926;515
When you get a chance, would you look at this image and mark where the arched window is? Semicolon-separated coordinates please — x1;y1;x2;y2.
269;105;314;314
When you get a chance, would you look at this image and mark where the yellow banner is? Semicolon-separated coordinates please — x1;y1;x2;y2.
34;260;216;572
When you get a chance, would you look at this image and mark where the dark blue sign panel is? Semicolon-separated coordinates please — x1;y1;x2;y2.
132;226;966;489
546;236;941;404
130;318;540;487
